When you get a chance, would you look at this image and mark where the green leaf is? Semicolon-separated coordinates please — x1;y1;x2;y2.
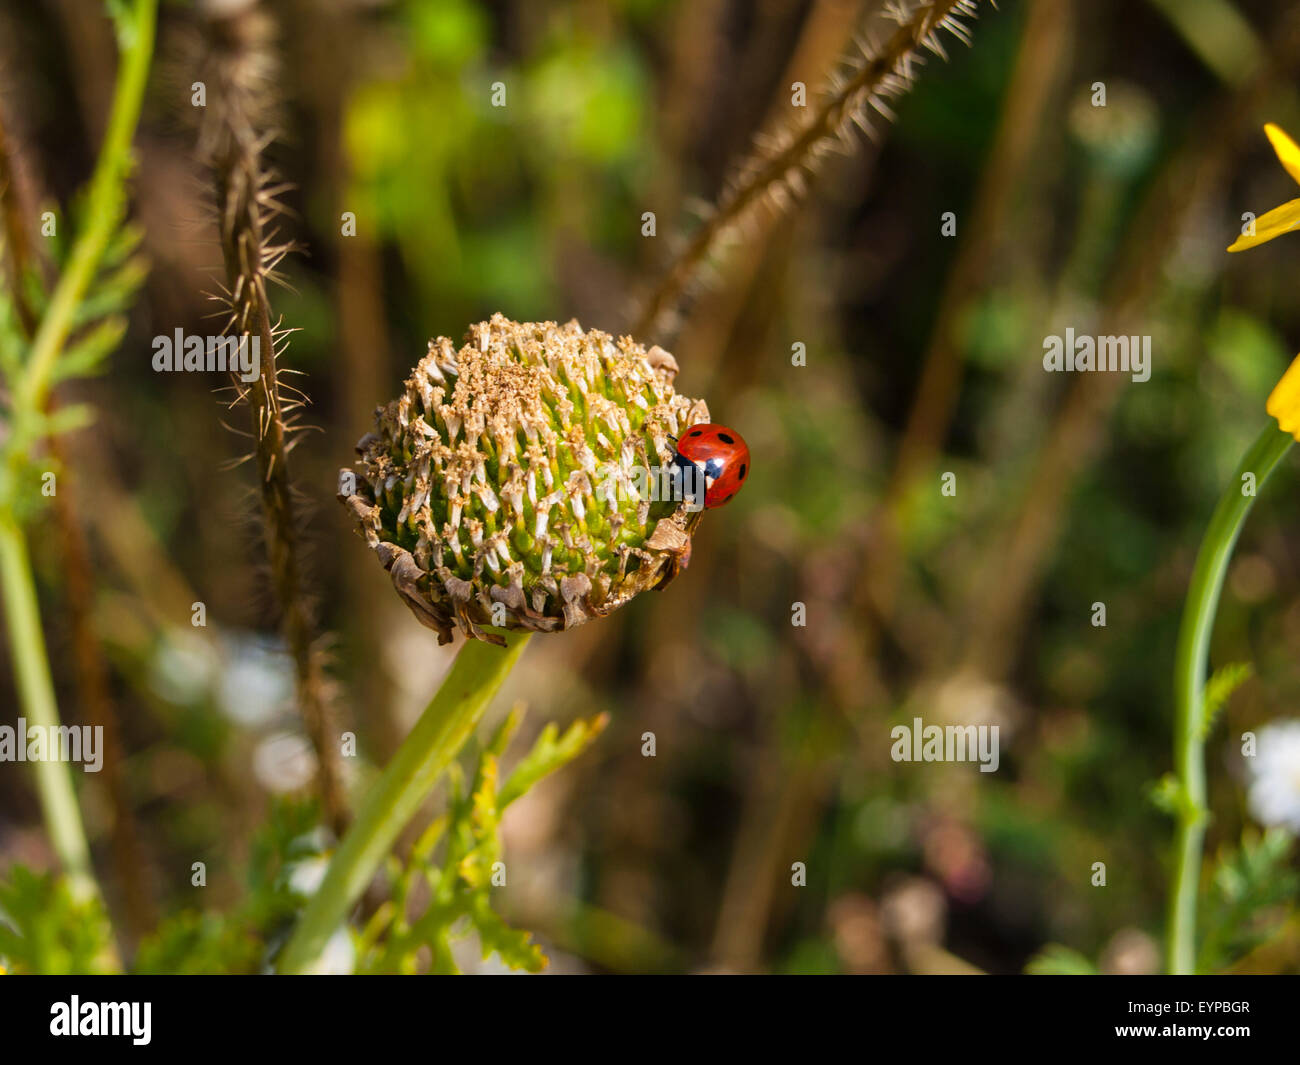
41;402;97;438
69;254;148;329
1198;828;1297;972
1146;772;1185;817
131;911;261;975
1200;661;1252;740
355;706;604;974
1024;944;1099;975
469;895;545;973
456;753;502;890
0;295;26;379
0;867;117;974
51;315;128;383
131;797;326;975
498;712;609;810
485;701;525;758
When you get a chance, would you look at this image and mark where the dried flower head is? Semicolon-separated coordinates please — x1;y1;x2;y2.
341;314;711;645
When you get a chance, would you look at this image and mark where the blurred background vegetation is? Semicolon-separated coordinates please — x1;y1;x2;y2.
2;0;1300;974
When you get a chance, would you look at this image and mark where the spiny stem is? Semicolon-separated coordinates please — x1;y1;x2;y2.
277;632;531;974
633;0;983;337
199;1;348;834
1167;422;1292;974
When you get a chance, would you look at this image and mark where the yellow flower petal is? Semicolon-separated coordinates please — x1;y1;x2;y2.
1266;353;1300;439
1265;123;1300;186
1227;196;1300;251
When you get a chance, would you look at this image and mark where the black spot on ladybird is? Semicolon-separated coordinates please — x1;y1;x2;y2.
689;429;704;437
717;432;734;444
738;463;746;479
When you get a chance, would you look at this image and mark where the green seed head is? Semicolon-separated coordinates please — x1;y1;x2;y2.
341;314;710;644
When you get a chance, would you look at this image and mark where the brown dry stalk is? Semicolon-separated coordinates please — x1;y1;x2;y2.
0;104;38;334
196;3;347;834
46;441;157;935
633;0;987;339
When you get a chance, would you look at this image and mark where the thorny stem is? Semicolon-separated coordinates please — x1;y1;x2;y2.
633;0;982;338
277;632;531;974
203;2;348;834
1167;423;1292;974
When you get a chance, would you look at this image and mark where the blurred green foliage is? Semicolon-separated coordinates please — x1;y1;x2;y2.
2;0;1300;976
0;866;116;975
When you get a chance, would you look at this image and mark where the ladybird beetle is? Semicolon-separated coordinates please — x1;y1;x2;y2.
671;423;750;510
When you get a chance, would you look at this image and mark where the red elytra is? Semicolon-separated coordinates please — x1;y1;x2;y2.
673;423;750;509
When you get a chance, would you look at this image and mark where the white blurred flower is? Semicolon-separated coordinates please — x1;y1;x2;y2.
1246;720;1300;830
148;629;220;705
285;852;331;898
253;730;317;793
217;633;294;727
300;928;355;976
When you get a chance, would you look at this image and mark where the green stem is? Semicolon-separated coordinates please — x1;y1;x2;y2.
0;0;155;919
15;0;157;414
1167;422;1292;974
0;514;98;901
277;632;531;974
